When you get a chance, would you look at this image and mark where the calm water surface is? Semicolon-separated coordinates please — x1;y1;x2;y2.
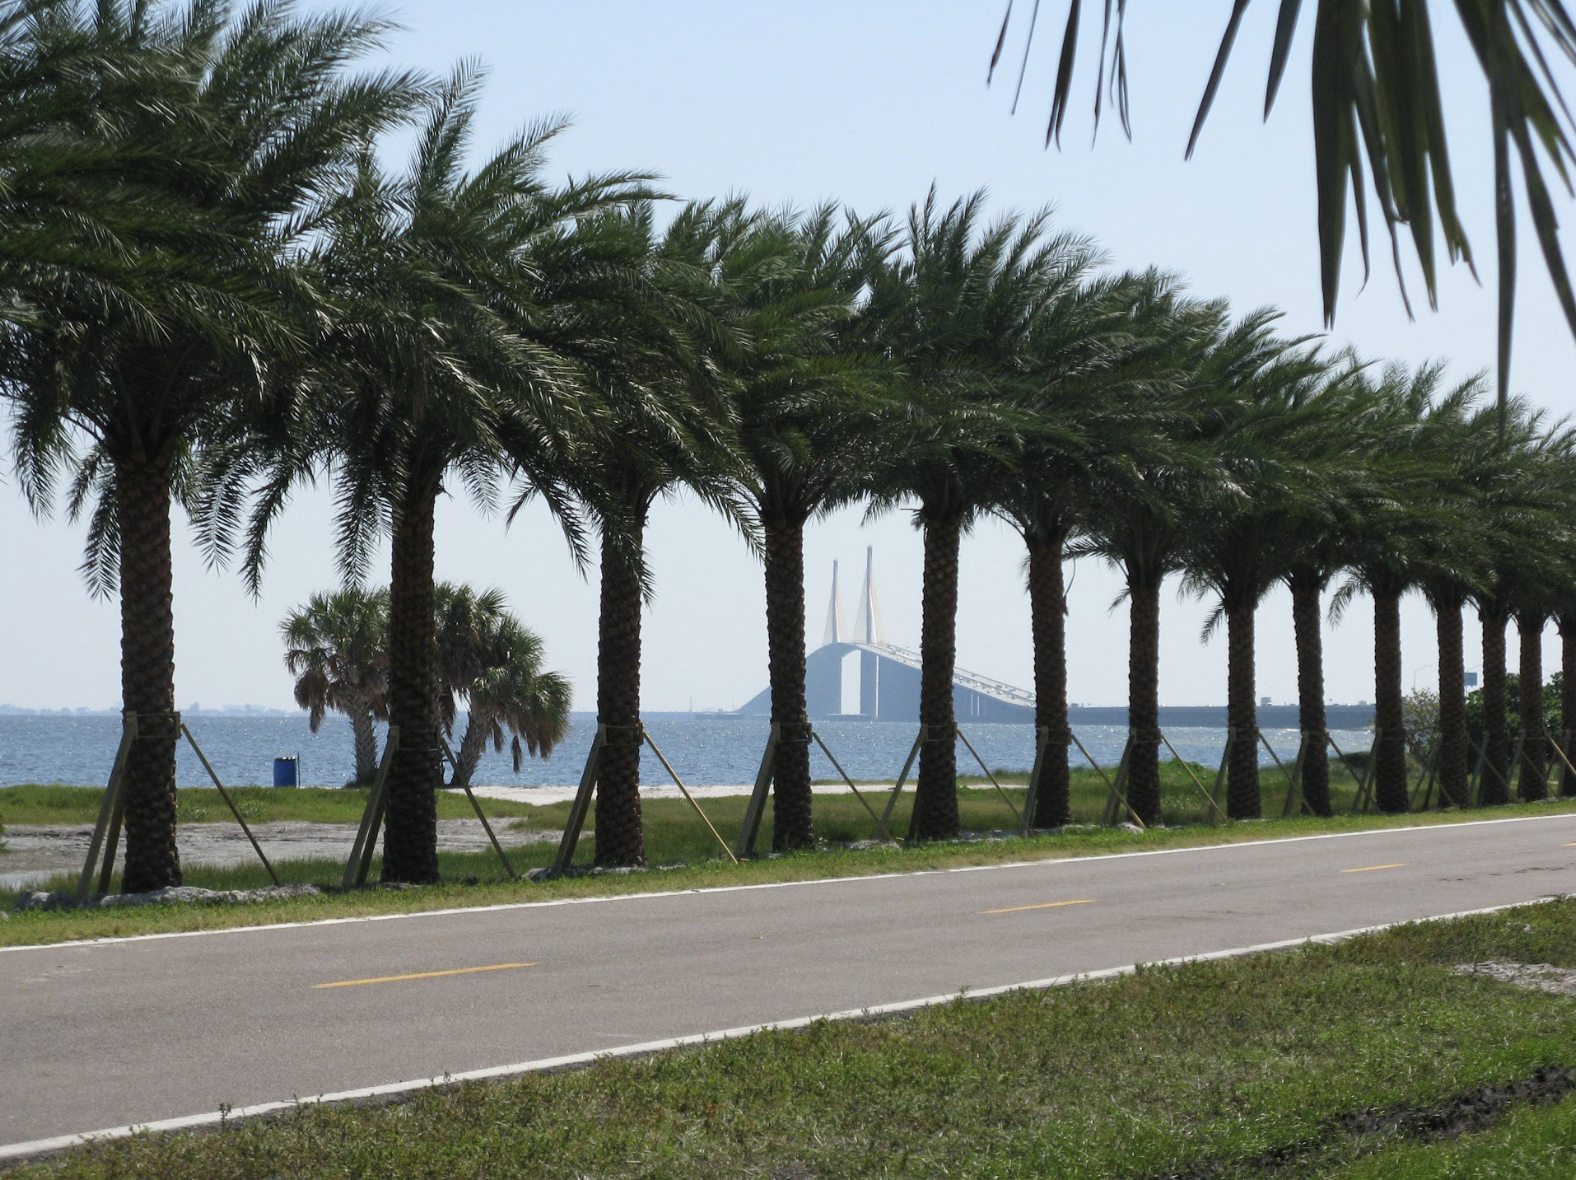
0;713;1372;790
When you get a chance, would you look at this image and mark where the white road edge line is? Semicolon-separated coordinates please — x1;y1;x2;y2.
0;892;1568;1163
5;810;1575;956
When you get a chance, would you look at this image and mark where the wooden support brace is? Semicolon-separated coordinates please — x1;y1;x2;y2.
1280;731;1310;818
343;726;398;890
438;734;517;879
1160;730;1226;824
182;723;279;885
79;713;136;900
880;727;926;835
810;729;893;843
642;729;738;864
552;724;604;873
1100;734;1138;828
1350;728;1381;814
956;725;1026;833
736;723;780;859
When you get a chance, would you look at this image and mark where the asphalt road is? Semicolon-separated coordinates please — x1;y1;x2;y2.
3;813;1574;1154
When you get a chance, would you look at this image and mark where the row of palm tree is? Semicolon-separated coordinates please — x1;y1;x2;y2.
281;583;570;788
5;2;1576;892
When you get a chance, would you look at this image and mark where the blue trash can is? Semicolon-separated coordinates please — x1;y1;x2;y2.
273;756;299;787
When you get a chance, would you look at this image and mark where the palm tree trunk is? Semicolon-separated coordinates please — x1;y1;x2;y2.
912;511;962;841
763;514;814;851
1479;601;1512;806
1435;597;1470;807
383;480;442;884
1372;585;1408;813
1518;614;1549;801
1290;569;1332;817
1561;613;1576;798
450;711;489;790
1127;572;1163;827
115;453;182;893
1026;528;1071;828
1224;594;1260;819
350;708;379;786
595;517;647;867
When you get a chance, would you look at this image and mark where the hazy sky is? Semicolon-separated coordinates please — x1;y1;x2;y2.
4;2;1574;713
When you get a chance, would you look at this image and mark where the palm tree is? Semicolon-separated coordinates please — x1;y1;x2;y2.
1409;390;1497;810
862;189;1090;841
702;201;896;850
1462;400;1571;805
4;0;414;892
1335;365;1478;813
433;583;569;789
1179;340;1338;819
991;268;1186;828
1074;292;1241;826
281;587;389;785
1260;360;1382;817
290;72;642;883
991;2;1576;406
540;201;744;868
1500;420;1576;801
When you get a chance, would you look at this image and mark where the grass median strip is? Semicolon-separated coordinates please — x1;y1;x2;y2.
9;898;1576;1179
312;962;534;989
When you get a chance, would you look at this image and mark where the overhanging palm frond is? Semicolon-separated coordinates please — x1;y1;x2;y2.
989;0;1576;405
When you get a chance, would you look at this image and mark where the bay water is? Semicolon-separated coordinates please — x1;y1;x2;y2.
0;713;1372;792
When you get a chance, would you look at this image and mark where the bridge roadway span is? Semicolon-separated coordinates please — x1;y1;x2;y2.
2;814;1575;1154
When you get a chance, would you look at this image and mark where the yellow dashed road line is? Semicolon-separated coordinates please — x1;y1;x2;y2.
982;899;1095;915
314;962;535;989
1340;863;1409;874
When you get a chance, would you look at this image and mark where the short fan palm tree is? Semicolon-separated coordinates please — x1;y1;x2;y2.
433;583;569;789
281;587;389;785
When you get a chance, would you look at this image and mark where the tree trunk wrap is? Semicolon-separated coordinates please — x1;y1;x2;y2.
595;520;647;867
350;708;379;786
1225;596;1261;819
763;516;814;851
383;481;442;884
1435;599;1470;807
1518;615;1549;801
1561;614;1576;798
115;453;182;893
1480;602;1511;806
1372;586;1409;813
1290;571;1332;817
912;512;962;841
1026;530;1071;828
1127;576;1163;827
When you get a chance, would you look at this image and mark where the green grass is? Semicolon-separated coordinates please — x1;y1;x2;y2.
0;784;540;828
4;764;1575;948
9;898;1576;1178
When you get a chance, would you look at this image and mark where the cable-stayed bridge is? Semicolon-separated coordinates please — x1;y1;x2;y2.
734;548;1036;723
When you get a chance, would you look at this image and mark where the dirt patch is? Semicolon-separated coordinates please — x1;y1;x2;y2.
1148;1067;1575;1178
0;819;558;887
1454;960;1576;996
